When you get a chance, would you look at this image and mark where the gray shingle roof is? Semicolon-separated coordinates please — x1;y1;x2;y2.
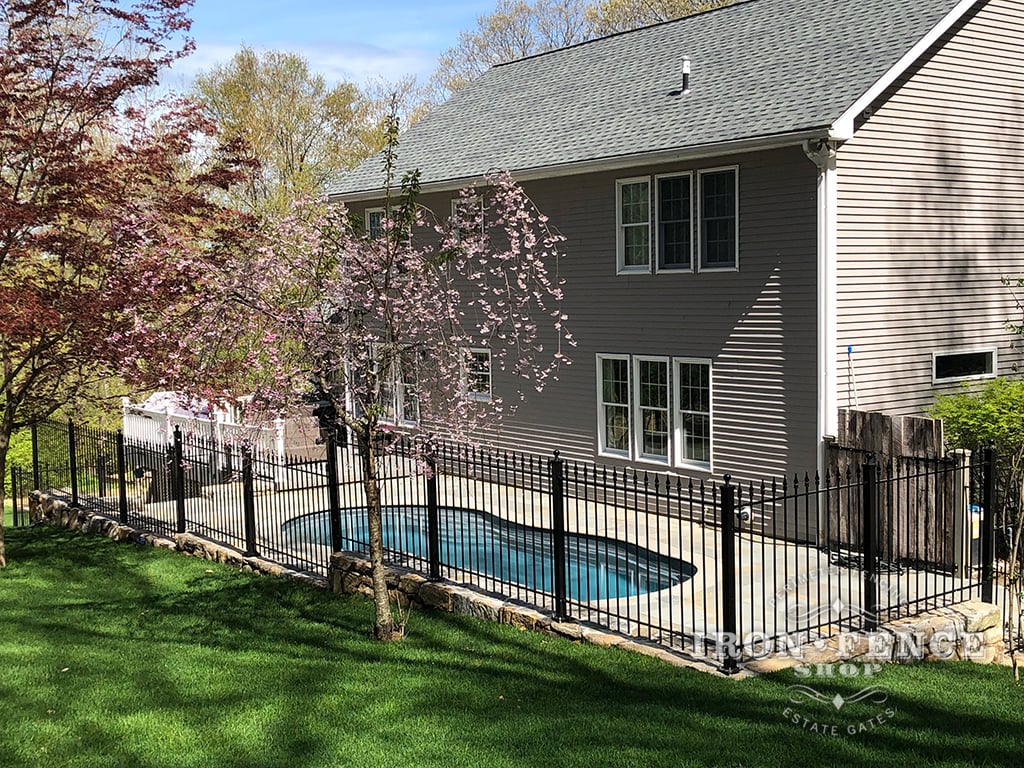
331;0;968;196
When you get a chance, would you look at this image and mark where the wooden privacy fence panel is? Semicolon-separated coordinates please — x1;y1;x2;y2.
826;409;967;572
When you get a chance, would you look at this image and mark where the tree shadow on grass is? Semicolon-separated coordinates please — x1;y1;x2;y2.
2;525;1023;768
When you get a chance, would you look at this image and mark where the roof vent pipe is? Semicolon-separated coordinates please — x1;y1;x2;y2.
682;56;691;95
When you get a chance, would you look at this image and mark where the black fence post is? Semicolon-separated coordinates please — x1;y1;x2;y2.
862;453;880;631
173;426;186;534
68;419;79;507
242;446;258;557
720;476;740;675
31;423;39;491
116;432;129;525
549;451;568;621
325;427;343;554
981;444;996;603
426;449;441;581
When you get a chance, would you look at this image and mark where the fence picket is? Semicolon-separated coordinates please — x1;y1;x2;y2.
16;417;1007;668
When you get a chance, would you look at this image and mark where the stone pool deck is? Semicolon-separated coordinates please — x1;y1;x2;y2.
29;483;1005;670
33;450;989;663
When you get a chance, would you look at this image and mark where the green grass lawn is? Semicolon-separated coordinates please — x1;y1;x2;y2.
1;524;1022;768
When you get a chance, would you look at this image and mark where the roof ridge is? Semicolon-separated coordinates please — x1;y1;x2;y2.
491;0;762;70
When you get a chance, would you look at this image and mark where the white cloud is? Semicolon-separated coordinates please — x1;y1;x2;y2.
290;41;436;85
155;0;491;93
163;39;436;92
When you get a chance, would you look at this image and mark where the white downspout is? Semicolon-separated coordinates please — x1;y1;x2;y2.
803;139;839;512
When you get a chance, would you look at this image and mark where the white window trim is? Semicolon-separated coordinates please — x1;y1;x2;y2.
365;346;420;427
615;177;652;275
654;172;694;273
673;357;713;472
389;385;418;425
393;353;420;426
464;347;492;402
697;166;740;273
595;353;714;471
365;207;385;240
932;348;998;385
596;354;631;458
451;195;485;239
633;356;671;465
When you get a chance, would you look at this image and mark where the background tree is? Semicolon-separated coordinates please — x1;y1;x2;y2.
193;47;374;217
0;0;251;566
933;378;1024;677
429;0;592;100
224;123;573;640
356;75;433;155
585;0;736;35
429;0;736;100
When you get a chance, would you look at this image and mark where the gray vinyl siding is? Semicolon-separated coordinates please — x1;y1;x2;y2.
836;0;1024;417
364;146;820;483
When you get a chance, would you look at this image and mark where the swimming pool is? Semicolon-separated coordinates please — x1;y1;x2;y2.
283;505;695;601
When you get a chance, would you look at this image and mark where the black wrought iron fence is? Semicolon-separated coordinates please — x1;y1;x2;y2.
14;418;1001;669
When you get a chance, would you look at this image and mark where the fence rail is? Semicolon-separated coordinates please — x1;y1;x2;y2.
11;418;1001;669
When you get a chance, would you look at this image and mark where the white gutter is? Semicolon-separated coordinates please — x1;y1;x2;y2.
803;139;839;506
330;128;830;203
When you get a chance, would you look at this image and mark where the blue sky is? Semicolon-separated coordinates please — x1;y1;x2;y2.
166;0;492;90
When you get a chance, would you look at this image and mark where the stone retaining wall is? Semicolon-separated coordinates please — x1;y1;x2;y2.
330;552;1007;671
26;491;713;672
28;491;326;588
327;551;712;670
29;491;1006;674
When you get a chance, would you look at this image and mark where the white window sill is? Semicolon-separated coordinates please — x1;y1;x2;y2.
675;459;712;473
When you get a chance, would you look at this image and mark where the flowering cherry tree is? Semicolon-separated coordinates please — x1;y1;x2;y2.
231;132;573;640
0;0;251;566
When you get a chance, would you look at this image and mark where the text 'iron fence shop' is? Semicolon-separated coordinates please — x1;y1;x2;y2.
11;418;1000;670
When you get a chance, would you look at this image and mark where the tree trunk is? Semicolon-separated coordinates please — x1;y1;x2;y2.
0;430;10;568
1007;473;1024;682
357;430;401;641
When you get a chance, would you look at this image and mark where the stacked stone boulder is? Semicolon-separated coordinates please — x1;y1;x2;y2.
29;490;1007;674
327;551;715;671
28;491;325;588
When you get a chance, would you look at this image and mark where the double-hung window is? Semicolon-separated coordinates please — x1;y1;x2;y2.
635;357;670;461
656;174;692;270
374;348;420;426
699;168;738;270
598;355;631;455
452;195;485;240
366;207;385;240
465;348;492;401
675;359;712;466
395;351;419;423
597;354;712;469
616;178;651;273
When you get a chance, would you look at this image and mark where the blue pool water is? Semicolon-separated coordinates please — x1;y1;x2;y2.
283;505;695;601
